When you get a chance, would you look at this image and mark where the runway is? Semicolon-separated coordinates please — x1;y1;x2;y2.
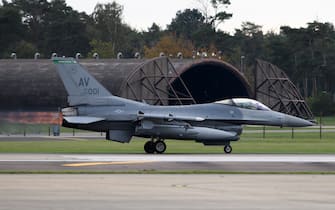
1;154;335;172
2;154;335;209
1;174;335;210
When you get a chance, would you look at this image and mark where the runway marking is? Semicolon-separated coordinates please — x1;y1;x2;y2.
62;160;156;167
61;154;335;163
1;154;335;163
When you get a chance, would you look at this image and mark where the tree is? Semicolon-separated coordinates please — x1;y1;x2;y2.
240;22;262;37
196;0;232;29
10;0;49;45
42;0;90;57
3;0;91;57
191;24;216;49
90;2;142;58
263;32;291;73
92;2;123;55
214;31;241;64
168;9;205;40
88;39;114;58
142;23;163;48
240;22;264;61
307;92;335;115
168;8;217;49
305;22;335;95
223;22;265;71
144;35;194;58
0;5;26;57
278;22;335;96
120;25;143;58
13;40;37;58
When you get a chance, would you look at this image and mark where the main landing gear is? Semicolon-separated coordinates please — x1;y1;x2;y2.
224;144;232;154
143;139;232;154
144;138;166;154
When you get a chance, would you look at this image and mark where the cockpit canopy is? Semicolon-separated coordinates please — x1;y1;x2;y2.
215;98;271;111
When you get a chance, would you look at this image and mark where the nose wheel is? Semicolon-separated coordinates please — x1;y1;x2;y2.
144;139;166;154
224;145;232;154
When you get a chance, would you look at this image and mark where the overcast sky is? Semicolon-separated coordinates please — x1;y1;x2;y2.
66;0;335;33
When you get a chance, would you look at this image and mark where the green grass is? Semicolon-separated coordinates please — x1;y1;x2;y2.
1;117;335;154
0;122;89;135
316;115;335;125
0;114;334;135
0;114;334;136
0;131;335;154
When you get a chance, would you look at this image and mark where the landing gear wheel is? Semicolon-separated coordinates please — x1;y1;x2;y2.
224;145;232;154
144;141;155;154
154;140;166;154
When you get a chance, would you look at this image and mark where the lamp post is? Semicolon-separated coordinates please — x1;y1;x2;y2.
240;55;245;74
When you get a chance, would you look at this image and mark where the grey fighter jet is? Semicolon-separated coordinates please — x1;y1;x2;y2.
53;58;314;154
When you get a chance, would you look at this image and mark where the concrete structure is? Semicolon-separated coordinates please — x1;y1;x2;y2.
0;57;251;111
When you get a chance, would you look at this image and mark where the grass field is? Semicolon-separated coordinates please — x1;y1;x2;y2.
1;116;335;154
0;131;334;154
0;123;88;135
317;115;335;125
0;114;333;134
0;117;331;135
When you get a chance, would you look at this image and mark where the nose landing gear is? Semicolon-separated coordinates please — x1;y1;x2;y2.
144;138;166;154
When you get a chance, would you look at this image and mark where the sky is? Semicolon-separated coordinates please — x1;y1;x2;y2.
66;0;335;33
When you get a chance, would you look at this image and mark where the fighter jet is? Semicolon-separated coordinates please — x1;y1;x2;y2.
53;58;314;154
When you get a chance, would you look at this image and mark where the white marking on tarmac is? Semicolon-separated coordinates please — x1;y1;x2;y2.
62;160;155;167
0;154;335;163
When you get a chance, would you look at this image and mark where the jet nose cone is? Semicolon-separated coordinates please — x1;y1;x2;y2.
284;115;315;127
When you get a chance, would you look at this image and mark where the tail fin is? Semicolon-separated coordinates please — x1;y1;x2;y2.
53;57;112;105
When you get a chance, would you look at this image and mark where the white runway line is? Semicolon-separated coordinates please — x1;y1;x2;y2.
63;154;335;162
0;154;335;163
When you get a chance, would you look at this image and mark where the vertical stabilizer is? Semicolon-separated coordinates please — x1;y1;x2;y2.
53;57;114;105
53;57;111;97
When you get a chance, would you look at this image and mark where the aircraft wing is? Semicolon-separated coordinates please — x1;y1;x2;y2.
63;116;105;124
137;112;205;122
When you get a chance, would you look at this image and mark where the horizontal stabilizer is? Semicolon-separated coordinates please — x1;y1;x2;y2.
68;96;126;106
137;112;205;122
63;116;105;124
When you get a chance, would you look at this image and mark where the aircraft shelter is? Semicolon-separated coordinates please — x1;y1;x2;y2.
0;57;251;109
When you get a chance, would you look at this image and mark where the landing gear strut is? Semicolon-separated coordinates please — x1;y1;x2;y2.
144;138;166;154
224;144;232;154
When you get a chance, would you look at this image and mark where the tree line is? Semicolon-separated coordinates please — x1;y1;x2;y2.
1;0;335;112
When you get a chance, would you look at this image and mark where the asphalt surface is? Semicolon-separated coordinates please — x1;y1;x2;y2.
1;135;335;172
1;154;335;172
1;174;335;210
1;134;335;209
